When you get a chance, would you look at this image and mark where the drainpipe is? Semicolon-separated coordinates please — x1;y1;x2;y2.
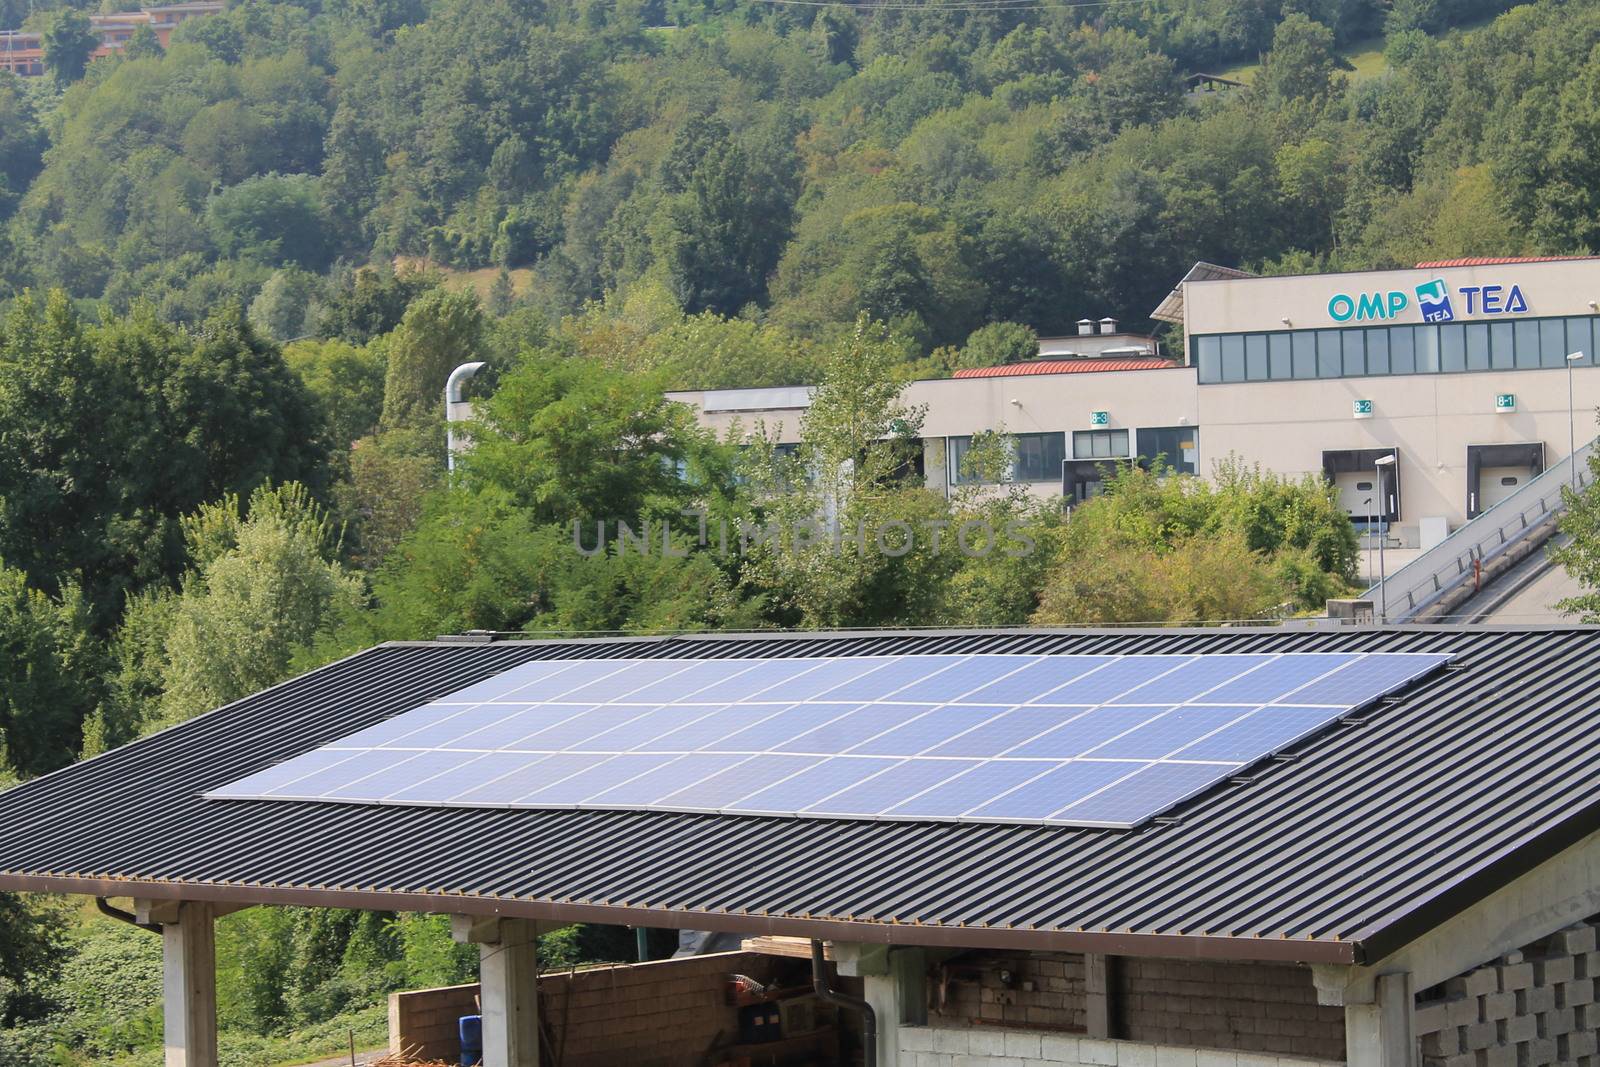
445;361;487;473
95;897;161;934
811;939;877;1067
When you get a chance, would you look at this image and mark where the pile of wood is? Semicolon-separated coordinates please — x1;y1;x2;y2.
369;1051;456;1067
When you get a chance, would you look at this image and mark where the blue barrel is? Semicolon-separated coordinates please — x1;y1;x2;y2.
459;1014;483;1066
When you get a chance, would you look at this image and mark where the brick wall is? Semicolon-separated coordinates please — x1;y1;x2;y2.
926;951;1344;1061
390;951;801;1066
1415;919;1600;1067
899;1024;1344;1067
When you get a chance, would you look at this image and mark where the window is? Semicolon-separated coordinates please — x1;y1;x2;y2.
1136;426;1200;475
1390;326;1416;375
1316;330;1342;378
1566;319;1594;365
1073;429;1129;460
1245;335;1268;381
1341;330;1365;376
1514;320;1541;369
1195;336;1221;384
1440;324;1466;373
949;433;1065;484
1220;335;1246;382
1489;322;1514;369
1012;432;1066;482
1415;326;1440;373
1268;333;1292;379
947;436;982;485
1366;328;1391;375
1292;331;1317;379
1541;319;1568;367
1465;324;1490;371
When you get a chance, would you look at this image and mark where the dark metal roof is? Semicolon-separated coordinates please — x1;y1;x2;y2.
3;626;1598;965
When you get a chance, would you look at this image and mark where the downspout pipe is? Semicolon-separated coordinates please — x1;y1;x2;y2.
95;897;161;934
445;361;487;473
811;939;877;1067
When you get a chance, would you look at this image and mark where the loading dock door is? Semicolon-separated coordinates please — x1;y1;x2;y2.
1322;448;1400;525
1467;443;1544;519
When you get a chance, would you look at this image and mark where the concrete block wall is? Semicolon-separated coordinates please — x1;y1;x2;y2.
389;981;481;1061
926;952;1344;1061
1415;919;1600;1067
899;1024;1344;1067
391;951;792;1067
1116;959;1346;1060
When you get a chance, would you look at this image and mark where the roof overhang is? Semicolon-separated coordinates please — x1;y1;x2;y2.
1150;261;1254;325
0;871;1360;964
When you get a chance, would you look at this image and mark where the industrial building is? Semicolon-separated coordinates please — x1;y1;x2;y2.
669;256;1600;550
4;627;1600;1067
0;2;221;76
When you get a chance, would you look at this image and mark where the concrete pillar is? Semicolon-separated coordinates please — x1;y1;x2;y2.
158;902;219;1067
1345;972;1416;1067
452;915;540;1067
1084;953;1114;1038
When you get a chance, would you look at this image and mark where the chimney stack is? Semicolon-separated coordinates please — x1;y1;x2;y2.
1099;317;1118;335
1076;318;1094;336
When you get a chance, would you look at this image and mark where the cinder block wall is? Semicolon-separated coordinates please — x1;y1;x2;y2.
925;951;1344;1061
1116;958;1345;1060
1415;920;1600;1067
900;1027;1344;1067
390;951;787;1066
389;982;481;1061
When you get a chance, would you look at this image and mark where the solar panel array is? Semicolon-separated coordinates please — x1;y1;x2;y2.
206;651;1452;828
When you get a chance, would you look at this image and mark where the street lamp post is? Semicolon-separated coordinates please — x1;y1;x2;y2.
1374;453;1396;624
1569;351;1585;493
1363;495;1374;590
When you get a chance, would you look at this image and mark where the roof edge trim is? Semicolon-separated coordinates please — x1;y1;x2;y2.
0;873;1358;964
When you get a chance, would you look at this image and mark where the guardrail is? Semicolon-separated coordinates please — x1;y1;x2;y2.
1369;437;1595;622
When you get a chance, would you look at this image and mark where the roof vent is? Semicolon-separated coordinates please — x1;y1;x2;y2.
1077;318;1095;336
1099;317;1119;335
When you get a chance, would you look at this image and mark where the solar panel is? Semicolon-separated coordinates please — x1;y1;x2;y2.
207;650;1454;828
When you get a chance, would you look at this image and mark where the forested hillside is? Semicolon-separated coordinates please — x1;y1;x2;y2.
3;0;1596;357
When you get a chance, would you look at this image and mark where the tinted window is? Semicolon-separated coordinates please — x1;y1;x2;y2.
1196;336;1221;383
1541;319;1568;367
1440;324;1466;373
1465;324;1490;371
1415;326;1440;373
947;436;979;485
1366;328;1390;375
1268;333;1292;379
1074;430;1129;460
1245;335;1268;381
1566;318;1594;366
1342;330;1365;376
1292;332;1317;378
1490;322;1515;370
1220;335;1246;382
1514;320;1541;369
1013;433;1066;482
1136;426;1200;476
1316;331;1342;377
1390;326;1416;375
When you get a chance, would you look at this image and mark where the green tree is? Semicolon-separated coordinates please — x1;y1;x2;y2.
318;268;438;345
0;563;103;779
123;23;164;60
0;72;45;220
284;338;387;455
487;268;515;317
958;322;1038;369
42;8;98;84
463;349;704;526
1554;445;1600;621
1254;15;1351;103
380;287;485;429
248;268;323;343
206;174;332;271
155;484;365;726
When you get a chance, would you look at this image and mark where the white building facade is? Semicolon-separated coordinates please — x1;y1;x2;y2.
669;257;1600;548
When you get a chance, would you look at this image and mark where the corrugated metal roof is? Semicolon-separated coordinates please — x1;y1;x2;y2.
1150;261;1254;324
2;627;1598;963
952;358;1178;379
1414;256;1600;268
